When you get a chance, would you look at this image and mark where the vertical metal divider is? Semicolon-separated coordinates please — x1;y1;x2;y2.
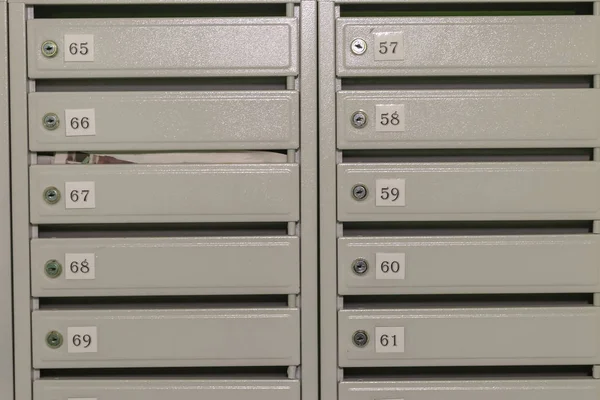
318;1;338;400
9;3;32;400
593;0;600;381
300;0;319;398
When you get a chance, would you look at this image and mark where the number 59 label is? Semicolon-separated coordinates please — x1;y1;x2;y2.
67;326;97;353
376;179;405;207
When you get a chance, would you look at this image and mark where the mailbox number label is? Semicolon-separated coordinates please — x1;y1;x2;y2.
374;33;404;61
375;327;405;353
376;105;405;132
67;326;97;353
375;253;406;280
65;253;95;280
65;109;96;136
64;35;94;62
375;179;405;207
65;181;96;209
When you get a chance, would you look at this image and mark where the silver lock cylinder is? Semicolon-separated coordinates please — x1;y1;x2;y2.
350;38;367;55
352;330;369;347
352;259;369;275
43;187;61;205
42;113;60;130
351;111;367;129
351;184;368;201
41;40;58;58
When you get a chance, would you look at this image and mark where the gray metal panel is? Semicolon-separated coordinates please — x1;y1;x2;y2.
339;380;600;400
338;235;600;295
31;236;300;297
34;379;301;400
0;3;11;400
29;91;299;151
339;307;600;367
15;0;300;3
337;90;600;149
338;162;600;221
33;308;300;368
337;17;600;76
28;18;298;78
30;163;299;224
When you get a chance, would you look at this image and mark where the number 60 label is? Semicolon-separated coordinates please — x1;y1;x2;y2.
67;326;97;353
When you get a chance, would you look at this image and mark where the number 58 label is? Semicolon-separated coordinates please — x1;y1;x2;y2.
376;105;405;132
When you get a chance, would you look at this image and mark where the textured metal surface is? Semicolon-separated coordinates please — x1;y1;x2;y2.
15;0;300;3
340;380;600;400
30;91;299;151
33;308;300;368
28;18;298;78
339;307;600;367
338;235;600;295
338;162;600;221
337;90;600;149
337;17;600;76
34;379;301;400
31;236;300;297
30;163;300;224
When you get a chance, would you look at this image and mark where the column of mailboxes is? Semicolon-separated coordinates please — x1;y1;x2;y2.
322;1;600;399
10;1;311;399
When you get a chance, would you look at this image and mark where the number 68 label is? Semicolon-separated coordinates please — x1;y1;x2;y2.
67;326;97;353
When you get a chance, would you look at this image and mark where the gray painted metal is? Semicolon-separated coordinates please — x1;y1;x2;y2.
30;163;300;224
340;380;600;400
31;236;300;297
339;307;600;367
0;2;12;400
34;379;301;400
338;162;600;221
33;308;300;368
337;90;600;149
30;91;300;151
338;235;600;295
28;18;298;78
337;17;600;76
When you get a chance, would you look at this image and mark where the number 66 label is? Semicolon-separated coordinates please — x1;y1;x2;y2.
67;326;97;353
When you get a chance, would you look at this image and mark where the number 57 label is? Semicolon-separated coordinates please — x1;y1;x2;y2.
374;32;404;61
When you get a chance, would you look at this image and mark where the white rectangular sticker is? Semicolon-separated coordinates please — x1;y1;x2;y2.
68;398;97;400
67;326;98;353
374;32;404;61
375;179;406;207
65;181;96;209
376;105;405;132
64;34;94;62
65;109;96;136
375;327;405;353
375;253;406;280
65;253;96;280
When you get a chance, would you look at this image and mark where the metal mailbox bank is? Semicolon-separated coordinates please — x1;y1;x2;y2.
319;0;600;399
10;0;317;399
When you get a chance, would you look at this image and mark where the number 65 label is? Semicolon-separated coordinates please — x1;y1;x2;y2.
67;326;97;353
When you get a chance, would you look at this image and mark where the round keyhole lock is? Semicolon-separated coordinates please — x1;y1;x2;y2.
352;258;369;275
43;186;61;205
352;330;369;347
350;38;367;55
45;331;63;349
351;184;368;201
351;111;368;129
42;113;60;130
44;259;63;279
41;40;58;58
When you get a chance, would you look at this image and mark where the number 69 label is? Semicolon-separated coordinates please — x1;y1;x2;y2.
375;179;405;207
67;326;97;353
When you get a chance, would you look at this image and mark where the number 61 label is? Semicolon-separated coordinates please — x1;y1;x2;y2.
375;327;405;353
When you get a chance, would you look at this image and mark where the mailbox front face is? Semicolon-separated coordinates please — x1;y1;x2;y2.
337;90;600;149
338;162;600;221
34;379;301;400
30;164;300;224
339;380;600;400
29;91;300;151
31;236;300;297
28;18;298;78
338;235;600;295
338;307;600;367
33;308;300;368
337;16;600;76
